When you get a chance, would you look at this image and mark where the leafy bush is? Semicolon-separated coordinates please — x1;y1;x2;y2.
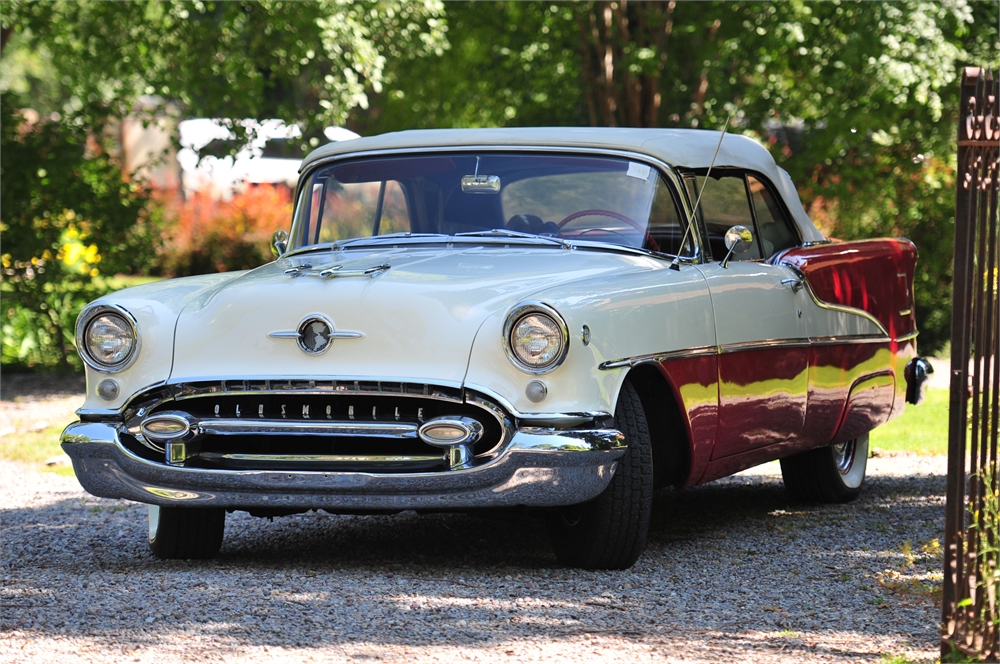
0;105;158;372
153;185;293;277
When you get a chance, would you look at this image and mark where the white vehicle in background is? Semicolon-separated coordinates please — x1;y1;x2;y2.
177;119;358;198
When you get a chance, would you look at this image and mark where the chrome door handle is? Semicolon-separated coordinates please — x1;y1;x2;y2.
781;277;805;293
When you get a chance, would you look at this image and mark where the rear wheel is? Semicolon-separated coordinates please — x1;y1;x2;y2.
148;505;226;559
546;381;653;570
780;434;869;503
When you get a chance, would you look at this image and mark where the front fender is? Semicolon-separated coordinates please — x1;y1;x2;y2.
77;272;247;414
464;260;715;417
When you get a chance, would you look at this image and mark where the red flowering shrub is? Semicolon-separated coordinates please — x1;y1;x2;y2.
155;185;293;276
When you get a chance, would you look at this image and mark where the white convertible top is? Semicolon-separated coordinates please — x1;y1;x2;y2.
300;127;825;242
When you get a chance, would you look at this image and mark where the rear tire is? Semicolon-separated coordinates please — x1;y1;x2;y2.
546;381;653;570
148;505;226;559
780;434;869;503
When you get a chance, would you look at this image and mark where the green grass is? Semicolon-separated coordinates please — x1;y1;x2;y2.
1;424;70;465
870;387;949;456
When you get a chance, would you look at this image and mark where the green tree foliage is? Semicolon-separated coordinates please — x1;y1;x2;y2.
359;0;998;353
0;1;447;371
0;104;157;370
3;0;447;140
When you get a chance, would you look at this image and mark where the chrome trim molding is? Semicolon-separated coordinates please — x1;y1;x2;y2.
168;379;464;403
598;336;894;370
778;262;891;337
197;419;419;438
720;338;812;353
517;412;612;428
599;345;718;370
75;303;142;373
809;334;892;346
204;453;445;464
894;331;920;343
502;301;571;375
60;421;627;510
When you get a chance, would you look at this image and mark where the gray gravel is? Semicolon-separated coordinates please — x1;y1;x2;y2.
1;380;945;663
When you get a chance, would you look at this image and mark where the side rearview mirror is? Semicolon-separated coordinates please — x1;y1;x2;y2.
272;230;289;257
721;225;754;269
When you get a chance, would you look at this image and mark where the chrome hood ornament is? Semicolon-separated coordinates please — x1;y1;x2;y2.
283;262;390;279
269;315;363;355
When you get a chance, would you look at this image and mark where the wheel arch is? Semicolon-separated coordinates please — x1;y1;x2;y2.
622;364;691;489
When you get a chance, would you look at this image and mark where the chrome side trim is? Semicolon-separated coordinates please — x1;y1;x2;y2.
720;338;812;353
599;345;717;370
894;331;919;343
197;419;418;438
778;262;891;337
517;412;612;428
598;336;893;371
809;334;892;346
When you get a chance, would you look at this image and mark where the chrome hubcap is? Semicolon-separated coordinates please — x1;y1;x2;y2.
833;440;856;475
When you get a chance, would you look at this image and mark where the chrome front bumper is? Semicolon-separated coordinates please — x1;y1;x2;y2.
60;421;626;511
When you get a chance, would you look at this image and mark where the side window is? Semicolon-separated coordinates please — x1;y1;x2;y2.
748;175;798;258
694;173;762;261
646;178;693;257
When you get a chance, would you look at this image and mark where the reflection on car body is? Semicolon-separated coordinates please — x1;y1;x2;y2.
62;127;932;569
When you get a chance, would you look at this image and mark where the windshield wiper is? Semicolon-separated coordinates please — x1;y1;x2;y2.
454;229;570;248
331;233;449;250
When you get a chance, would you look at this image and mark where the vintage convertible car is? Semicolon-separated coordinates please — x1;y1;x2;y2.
61;127;932;569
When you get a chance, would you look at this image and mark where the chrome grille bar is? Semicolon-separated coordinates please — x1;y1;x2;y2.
200;453;443;464
197;419;417;438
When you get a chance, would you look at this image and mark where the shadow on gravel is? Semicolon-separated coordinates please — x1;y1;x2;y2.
0;373;86;401
1;469;945;659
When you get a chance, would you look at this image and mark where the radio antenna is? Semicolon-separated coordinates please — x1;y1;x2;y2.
670;115;732;271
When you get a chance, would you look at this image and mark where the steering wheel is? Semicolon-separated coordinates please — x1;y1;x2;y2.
557;209;660;252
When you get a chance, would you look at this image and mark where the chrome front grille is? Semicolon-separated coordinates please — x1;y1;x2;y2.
122;380;510;473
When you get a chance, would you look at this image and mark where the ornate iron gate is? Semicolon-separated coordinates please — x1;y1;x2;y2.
942;67;1000;660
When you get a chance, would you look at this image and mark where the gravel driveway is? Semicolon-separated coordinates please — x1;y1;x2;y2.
1;377;945;663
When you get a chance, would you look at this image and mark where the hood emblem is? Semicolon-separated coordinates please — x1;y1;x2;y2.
269;315;363;355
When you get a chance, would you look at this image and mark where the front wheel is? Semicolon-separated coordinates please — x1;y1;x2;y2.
546;381;654;570
148;505;226;559
780;433;869;503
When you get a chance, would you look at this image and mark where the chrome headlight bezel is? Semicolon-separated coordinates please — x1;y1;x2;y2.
76;304;141;373
502;302;570;374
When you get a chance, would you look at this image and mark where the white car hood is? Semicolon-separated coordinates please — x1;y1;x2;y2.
171;245;650;384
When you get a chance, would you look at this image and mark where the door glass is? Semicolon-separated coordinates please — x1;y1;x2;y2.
748;175;798;258
695;174;761;261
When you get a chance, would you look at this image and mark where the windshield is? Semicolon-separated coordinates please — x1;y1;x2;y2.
290;152;692;255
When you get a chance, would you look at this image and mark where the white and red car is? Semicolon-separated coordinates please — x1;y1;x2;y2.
62;128;931;569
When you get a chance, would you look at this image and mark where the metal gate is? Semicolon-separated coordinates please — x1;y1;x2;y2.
942;67;1000;660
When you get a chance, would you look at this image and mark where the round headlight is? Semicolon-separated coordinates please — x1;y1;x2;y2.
504;303;569;373
77;305;139;372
